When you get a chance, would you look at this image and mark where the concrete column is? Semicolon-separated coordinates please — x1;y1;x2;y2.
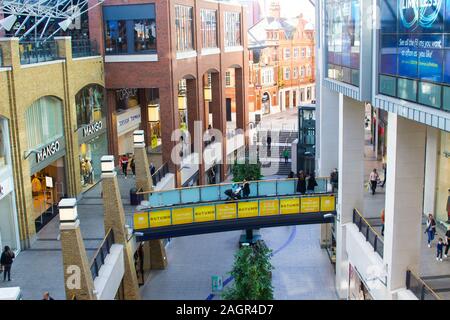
423;127;439;216
101;156;141;300
335;94;365;298
211;72;227;181
384;114;426;292
59;199;96;300
133;131;168;270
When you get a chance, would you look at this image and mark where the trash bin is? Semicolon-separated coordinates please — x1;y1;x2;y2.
130;188;143;205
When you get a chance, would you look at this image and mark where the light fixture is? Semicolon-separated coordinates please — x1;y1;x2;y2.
178;95;187;110
59;198;78;223
204;86;212;102
0;15;17;31
148;104;160;122
58;17;73;31
133;130;145;146
101;155;115;174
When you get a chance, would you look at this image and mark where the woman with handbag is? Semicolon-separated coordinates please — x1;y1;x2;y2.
425;214;436;248
1;246;15;282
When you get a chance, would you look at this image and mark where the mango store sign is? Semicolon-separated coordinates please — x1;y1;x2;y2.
36;140;61;163
83;120;103;138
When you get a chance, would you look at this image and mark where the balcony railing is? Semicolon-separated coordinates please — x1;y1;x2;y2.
406;270;441;300
19;41;59;65
72;39;99;58
90;229;115;280
152;162;170;187
352;208;384;258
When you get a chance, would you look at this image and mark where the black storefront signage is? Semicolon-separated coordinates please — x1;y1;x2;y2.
36;140;61;164
82;120;103;138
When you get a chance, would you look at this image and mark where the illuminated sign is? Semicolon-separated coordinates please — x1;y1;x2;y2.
399;0;443;30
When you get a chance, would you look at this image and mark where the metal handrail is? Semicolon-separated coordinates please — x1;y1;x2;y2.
406;269;442;300
151;162;169;186
138;176;332;195
72;39;99;58
353;208;384;258
89;229;114;280
19;40;59;65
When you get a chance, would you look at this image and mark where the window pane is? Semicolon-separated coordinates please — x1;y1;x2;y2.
176;5;194;52
443;86;450;112
397;78;417;102
134;19;157;52
105;20;127;54
201;9;217;49
379;74;396;97
418;82;441;109
224;12;241;47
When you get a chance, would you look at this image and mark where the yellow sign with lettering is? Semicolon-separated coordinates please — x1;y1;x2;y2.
301;197;320;213
149;210;171;227
321;195;335;212
260;199;279;216
194;206;215;222
280;198;300;214
172;207;193;225
238;201;259;218
216;203;237;220
134;212;149;230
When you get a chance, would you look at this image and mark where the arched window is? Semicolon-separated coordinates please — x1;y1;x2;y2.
75;84;106;128
25;96;63;149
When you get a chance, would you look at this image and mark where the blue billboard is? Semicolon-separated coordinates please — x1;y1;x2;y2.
380;0;450;84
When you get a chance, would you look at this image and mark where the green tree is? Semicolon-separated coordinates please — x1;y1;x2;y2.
222;241;274;300
232;162;262;182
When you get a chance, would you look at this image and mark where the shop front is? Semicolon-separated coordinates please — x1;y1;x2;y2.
348;263;373;300
0;117;20;252
435;131;450;223
116;106;142;156
76;84;108;192
25;96;67;232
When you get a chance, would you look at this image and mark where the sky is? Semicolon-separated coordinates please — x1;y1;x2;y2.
260;0;315;21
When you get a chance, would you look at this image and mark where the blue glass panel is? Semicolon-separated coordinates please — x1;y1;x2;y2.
277;180;296;195
200;186;221;202
257;181;277;197
181;188;200;204
160;190;181;206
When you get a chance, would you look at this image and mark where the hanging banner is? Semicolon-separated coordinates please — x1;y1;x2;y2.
301;197;320;213
149;210;171;227
172;207;193;225
133;212;149;230
321;195;336;212
259;199;280;216
238;201;259;218
216;203;237;220
194;205;215;222
280;198;300;214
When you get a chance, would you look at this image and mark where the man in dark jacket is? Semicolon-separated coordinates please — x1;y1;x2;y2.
1;246;15;282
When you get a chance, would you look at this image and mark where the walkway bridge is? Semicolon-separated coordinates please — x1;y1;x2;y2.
133;178;337;241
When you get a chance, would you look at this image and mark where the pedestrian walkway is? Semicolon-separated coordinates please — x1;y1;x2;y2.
0;174;137;300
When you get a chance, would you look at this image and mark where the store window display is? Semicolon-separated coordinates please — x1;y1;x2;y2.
435;132;450;223
76;84;105;129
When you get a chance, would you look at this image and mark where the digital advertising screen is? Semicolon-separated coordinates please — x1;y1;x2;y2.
380;0;450;85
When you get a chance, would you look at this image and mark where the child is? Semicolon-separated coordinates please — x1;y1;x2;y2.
437;238;444;262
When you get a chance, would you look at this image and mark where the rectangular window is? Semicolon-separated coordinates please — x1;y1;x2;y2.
301;48;306;57
306;47;311;57
284;68;290;80
294;48;299;58
444;86;450;112
103;4;157;55
379;74;396;97
134;20;157;52
105;20;128;54
225;71;231;87
397;78;417;102
293;67;298;79
200;9;217;49
307;87;311;100
175;5;194;52
418;82;441;109
284;48;290;59
224;12;241;47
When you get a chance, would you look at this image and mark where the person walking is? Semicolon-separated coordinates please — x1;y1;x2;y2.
437;238;444;262
130;157;136;176
445;226;450;258
307;172;318;193
425;213;436;248
330;168;338;193
1;246;15;282
369;168;379;195
266;134;272;152
381;163;387;188
297;171;306;194
282;149;290;164
380;208;385;236
120;154;129;178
